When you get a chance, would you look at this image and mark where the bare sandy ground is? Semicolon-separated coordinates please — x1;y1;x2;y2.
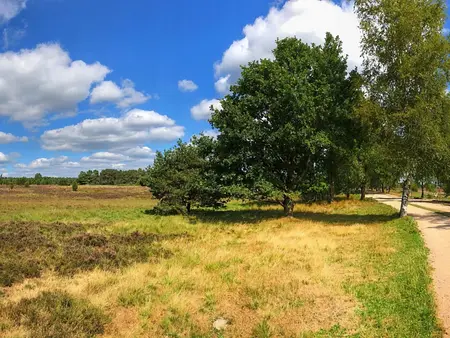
372;194;450;337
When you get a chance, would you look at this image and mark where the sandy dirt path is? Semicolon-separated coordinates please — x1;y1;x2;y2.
372;194;450;336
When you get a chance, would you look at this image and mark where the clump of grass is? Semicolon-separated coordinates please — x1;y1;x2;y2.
117;287;149;307
160;307;204;337
6;291;109;338
0;221;182;287
252;318;272;338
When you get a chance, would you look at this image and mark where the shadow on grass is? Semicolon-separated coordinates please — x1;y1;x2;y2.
187;208;397;225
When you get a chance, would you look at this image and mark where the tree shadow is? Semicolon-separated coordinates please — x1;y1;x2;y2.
414;212;450;230
189;208;397;226
411;199;450;206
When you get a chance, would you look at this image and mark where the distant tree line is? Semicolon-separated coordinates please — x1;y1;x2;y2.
77;169;147;186
0;173;76;186
0;169;148;187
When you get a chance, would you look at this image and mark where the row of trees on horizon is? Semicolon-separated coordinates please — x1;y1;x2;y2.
0;169;148;186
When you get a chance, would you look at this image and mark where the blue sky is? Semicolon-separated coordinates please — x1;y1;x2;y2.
0;0;449;177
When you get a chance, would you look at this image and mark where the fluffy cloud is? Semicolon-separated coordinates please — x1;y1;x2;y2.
90;79;150;108
27;156;79;169
214;75;231;95
0;0;26;23
80;148;155;164
81;152;129;163
41;109;184;151
190;99;222;121
123;146;155;159
214;0;361;94
178;79;198;92
0;151;19;163
0;43;109;124
0;131;28;144
0;152;9;163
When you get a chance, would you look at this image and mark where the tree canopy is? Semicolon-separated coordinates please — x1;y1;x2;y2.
355;0;450;216
210;34;361;215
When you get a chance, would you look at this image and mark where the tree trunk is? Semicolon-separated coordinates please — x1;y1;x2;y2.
282;194;294;217
360;185;366;201
186;202;191;214
381;184;385;194
328;180;335;203
387;186;391;193
421;182;425;199
399;179;410;217
346;192;350;200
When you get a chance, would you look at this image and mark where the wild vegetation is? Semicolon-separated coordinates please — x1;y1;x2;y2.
2;0;450;336
144;0;450;218
0;186;441;337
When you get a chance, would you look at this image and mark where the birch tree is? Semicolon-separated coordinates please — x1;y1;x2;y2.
354;0;450;216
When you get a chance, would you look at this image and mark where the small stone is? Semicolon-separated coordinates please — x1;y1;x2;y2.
213;317;228;330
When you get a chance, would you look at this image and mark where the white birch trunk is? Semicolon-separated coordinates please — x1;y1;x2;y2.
399;178;410;217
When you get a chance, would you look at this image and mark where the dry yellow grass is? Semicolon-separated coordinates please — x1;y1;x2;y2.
0;186;439;337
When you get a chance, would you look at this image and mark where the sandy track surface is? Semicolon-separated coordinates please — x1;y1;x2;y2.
372;194;450;337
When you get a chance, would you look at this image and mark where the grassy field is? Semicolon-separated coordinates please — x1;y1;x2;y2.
0;185;441;337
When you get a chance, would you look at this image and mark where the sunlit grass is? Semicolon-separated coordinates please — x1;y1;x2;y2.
0;186;441;337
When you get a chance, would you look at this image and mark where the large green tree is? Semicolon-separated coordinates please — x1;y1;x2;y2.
355;0;450;216
211;35;360;216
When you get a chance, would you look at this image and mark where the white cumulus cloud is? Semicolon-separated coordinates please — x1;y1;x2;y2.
41;109;184;151
0;152;9;163
178;79;198;92
0;0;26;23
123;146;155;159
0;131;28;144
190;99;222;121
90;79;150;108
214;0;361;94
0;43;110;125
214;75;231;95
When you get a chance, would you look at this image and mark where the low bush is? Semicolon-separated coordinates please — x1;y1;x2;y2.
7;291;108;338
0;221;179;287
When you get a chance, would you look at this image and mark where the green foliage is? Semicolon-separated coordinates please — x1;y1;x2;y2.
78;168;147;185
147;137;225;214
72;181;78;192
6;291;108;338
355;0;450;212
0;169;149;187
0;175;76;186
210;35;361;213
410;182;419;192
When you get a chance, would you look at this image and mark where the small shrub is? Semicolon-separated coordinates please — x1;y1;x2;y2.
8;184;13;190
146;202;183;215
72;181;78;192
410;182;419;192
7;291;108;338
24;182;30;188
